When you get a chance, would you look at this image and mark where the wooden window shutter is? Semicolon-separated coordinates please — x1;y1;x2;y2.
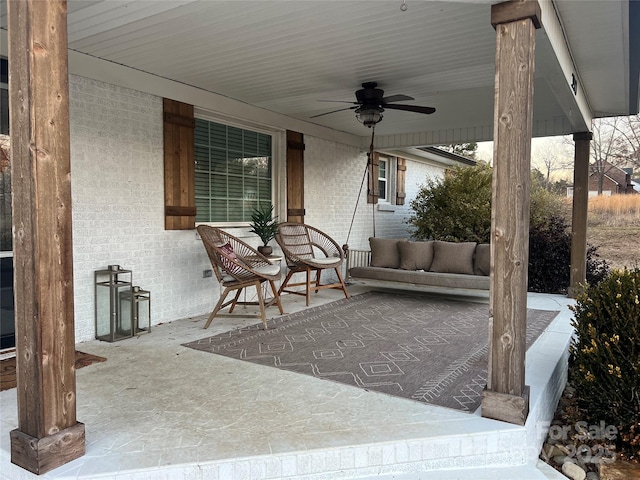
367;152;379;204
396;157;407;205
163;98;196;230
286;130;305;222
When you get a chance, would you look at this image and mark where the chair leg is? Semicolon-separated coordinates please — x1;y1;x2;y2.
269;280;284;314
305;268;312;306
204;286;233;329
278;269;296;296
228;288;244;313
335;268;351;300
314;269;321;293
254;280;268;329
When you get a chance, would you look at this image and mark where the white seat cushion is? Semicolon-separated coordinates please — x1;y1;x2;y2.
310;257;341;266
253;264;281;276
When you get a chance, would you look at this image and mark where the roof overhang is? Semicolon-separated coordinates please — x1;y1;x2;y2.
1;0;638;149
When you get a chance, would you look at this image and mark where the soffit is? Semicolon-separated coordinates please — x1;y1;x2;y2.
0;0;636;142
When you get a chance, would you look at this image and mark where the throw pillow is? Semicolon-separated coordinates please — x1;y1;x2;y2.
398;241;434;270
429;241;477;275
474;243;491;276
369;237;401;268
219;242;243;275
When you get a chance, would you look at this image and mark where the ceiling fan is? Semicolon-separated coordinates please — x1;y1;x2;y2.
311;81;436;128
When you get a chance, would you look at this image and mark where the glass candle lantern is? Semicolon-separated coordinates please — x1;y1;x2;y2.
120;286;151;335
94;266;133;342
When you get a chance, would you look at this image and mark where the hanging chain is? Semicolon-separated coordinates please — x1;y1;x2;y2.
344;125;376;256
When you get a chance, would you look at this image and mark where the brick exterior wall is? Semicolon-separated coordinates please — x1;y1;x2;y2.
66;75;448;342
304;136;444;251
69;75;212;342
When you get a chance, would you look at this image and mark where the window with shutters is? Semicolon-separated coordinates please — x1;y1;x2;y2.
378;157;389;202
194;118;273;224
368;153;406;206
377;154;395;204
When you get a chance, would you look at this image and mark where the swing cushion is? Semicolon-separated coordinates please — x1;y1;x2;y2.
474;243;491;276
369;237;402;268
398;240;434;271
429;241;477;275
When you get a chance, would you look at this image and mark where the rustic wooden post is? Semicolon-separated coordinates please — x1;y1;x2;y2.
8;0;85;473
569;132;592;298
481;0;541;426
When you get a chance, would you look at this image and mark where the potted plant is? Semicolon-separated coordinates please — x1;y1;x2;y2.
249;204;278;256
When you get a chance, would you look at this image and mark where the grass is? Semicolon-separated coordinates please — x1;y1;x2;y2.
585;194;640;270
588;194;640;227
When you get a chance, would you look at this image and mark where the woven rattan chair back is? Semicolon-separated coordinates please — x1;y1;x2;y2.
197;225;283;329
275;222;350;306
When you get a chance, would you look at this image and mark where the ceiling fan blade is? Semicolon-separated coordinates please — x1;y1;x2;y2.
382;94;414;103
310;106;357;118
317;100;359;104
385;104;436;115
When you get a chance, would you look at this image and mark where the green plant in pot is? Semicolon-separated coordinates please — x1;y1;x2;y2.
249;204;278;256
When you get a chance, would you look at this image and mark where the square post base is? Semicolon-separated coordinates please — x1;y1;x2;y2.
10;422;85;475
481;386;530;425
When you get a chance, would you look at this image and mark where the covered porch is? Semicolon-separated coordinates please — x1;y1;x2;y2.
1;285;573;480
1;0;639;476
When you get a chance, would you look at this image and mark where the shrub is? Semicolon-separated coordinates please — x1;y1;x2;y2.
409;162;492;243
528;215;572;293
530;185;570;230
409;164;610;293
569;267;640;460
528;214;610;294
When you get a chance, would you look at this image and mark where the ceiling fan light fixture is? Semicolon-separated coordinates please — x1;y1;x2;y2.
355;106;384;128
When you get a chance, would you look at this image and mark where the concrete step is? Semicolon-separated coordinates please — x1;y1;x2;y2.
354;460;566;480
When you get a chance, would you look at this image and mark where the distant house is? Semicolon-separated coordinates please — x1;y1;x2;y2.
587;161;637;196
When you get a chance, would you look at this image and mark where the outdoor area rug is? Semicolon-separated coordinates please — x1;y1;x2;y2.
184;292;559;412
0;351;107;392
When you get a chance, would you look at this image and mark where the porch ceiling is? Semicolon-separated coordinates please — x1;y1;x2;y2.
1;0;638;144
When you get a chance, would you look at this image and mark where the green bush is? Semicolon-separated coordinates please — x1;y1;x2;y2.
409;164;609;293
569;267;640;460
528;214;610;294
529;185;570;230
409;162;492;243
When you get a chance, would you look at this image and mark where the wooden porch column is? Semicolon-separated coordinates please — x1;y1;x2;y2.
481;0;541;426
8;0;85;474
569;132;592;298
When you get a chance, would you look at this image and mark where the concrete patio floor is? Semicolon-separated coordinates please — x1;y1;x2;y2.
0;285;572;480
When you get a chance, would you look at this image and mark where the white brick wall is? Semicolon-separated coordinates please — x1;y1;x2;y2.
66;75;449;343
69;75;212;342
303;135;445;250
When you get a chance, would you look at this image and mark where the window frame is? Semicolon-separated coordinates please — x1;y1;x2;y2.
376;154;396;205
193;111;283;228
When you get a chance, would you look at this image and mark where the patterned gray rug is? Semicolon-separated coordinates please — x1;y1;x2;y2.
184;291;559;412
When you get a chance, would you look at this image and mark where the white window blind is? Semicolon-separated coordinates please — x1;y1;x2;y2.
194;119;272;223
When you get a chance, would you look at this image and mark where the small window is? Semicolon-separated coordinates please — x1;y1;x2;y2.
378;158;388;202
194;118;273;223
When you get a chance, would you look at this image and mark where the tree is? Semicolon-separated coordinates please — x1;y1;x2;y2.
590;115;640;194
439;142;478;159
531;137;572;190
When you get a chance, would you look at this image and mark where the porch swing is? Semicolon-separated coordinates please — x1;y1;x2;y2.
342;124;380;270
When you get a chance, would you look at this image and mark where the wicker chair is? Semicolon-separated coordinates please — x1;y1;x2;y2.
275;222;350;306
197;225;283;329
